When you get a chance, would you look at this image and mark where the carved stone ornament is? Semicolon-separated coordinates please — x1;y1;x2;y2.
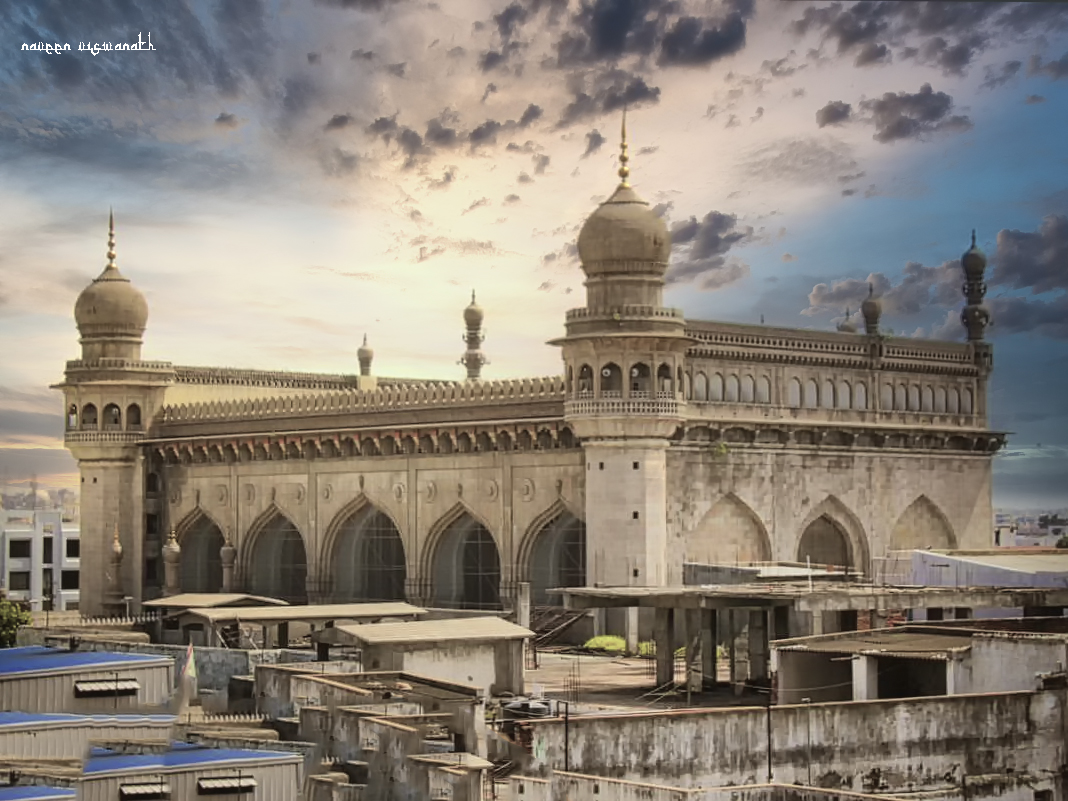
485;480;499;499
521;478;535;502
323;484;333;501
426;481;437;502
244;484;255;504
393;483;405;500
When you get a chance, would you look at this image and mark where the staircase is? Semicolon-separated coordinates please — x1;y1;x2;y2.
530;605;587;647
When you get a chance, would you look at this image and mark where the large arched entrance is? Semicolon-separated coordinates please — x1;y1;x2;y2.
527;511;586;605
685;494;771;566
246;512;308;603
331;506;407;602
797;515;852;569
889;496;956;551
180;514;224;594
431;513;502;609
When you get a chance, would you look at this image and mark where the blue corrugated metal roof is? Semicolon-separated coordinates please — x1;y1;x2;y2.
0;712;175;728
0;788;76;800
84;743;300;776
0;647;169;678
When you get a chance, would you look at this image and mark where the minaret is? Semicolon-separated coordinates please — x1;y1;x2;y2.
861;284;882;336
356;334;377;391
162;529;181;597
961;230;993;417
53;212;175;615
460;291;488;380
551;112;691;634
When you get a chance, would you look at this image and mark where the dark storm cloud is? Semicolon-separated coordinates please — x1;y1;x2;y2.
658;14;747;66
1030;52;1068;80
853;42;890;67
533;153;551;174
518;104;543;127
557;72;661;128
482;83;498;102
815;100;852;127
425;117;459;147
981;61;1022;90
583;129;606;157
469;120;503;147
215;112;239;128
987;294;1068;340
804;260;962;319
857;84;971;143
667;211;754;290
325;113;353;131
365;115;424;166
495;2;530;38
992;216;1068;295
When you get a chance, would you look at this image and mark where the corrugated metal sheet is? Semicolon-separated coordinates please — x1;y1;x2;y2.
0;663;173;714
942;552;1068;574
0;789;76;800
143;593;288;609
337;615;532;646
0;647;172;679
190;601;426;625
0;715;175;760
81;760;301;801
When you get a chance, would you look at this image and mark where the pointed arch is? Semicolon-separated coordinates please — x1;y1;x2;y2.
685;493;771;567
423;502;501;610
795;495;870;574
889;495;957;552
323;495;407;602
242;506;308;603
174;508;225;594
517;499;586;605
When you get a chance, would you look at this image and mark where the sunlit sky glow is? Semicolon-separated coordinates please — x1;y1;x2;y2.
2;0;1067;509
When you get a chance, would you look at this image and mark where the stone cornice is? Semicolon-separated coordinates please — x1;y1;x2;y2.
172;365;432;389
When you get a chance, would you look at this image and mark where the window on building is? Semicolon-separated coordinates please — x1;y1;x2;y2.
43;538;53;564
61;570;79;590
145;558;159;583
8;540;30;559
146;513;160;536
66;539;80;558
8;572;30;591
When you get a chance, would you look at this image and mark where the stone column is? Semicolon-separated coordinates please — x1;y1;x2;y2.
220;535;236;593
515;582;531;630
852;655;878;700
702;610;718;688
624;607;640;655
162;529;181;597
654;607;676;688
684;609;704;694
748;610;769;682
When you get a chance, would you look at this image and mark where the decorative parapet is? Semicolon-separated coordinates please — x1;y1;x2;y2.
158;375;567;424
173;365;431;390
565;398;681;417
566;305;684;321
684;401;982;429
64;430;146;445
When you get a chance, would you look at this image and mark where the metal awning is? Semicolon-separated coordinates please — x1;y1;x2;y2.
74;679;140;697
197;776;258;794
119;783;170;799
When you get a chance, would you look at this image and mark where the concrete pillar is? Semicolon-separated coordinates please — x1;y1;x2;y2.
702;610;717;688
810;612;825;636
654;607;676;688
220;537;236;593
277;622;290;649
684;609;703;694
748;610;769;682
852;655;878;700
516;582;531;630
624;607;639;655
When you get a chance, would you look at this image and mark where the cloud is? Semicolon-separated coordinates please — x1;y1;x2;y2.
469;119;503;147
667;211;754;290
1030;51;1068;80
583;129;606;157
781;253;797;262
324;113;353;131
981;60;1022;89
462;197;490;214
991;215;1068;294
741;137;859;186
854;42;890;67
318;147;358;176
557;71;661;128
504;193;520;204
518;172;534;184
658;14;748;66
816;100;852;127
385;62;407;78
429;168;456;189
533;153;550;174
1025;95;1046;104
215;112;240;128
805;259;963;320
425;117;460;147
988;293;1068;339
857;83;972;143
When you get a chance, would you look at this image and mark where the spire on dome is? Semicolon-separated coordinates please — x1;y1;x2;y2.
618;107;630;188
106;208;117;272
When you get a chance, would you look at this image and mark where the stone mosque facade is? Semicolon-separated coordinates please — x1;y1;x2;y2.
57;144;1005;618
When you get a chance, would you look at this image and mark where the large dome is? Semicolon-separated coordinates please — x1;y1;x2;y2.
576;183;671;275
74;215;148;340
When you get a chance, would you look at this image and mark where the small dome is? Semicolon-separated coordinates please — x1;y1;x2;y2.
961;230;987;280
75;214;148;340
837;308;857;333
861;285;882;333
463;290;484;327
357;333;374;361
576;184;671;275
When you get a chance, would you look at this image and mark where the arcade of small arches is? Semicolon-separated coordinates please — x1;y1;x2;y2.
171;500;587;609
67;402;143;431
564;360;977;416
150;425;579;466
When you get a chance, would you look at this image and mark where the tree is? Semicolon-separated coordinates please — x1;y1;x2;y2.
0;598;31;647
1056;535;1068;550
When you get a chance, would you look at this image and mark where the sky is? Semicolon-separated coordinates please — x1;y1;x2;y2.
0;0;1066;510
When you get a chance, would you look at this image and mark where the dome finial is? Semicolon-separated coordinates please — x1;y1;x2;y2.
471;289;476;304
971;229;976;248
618;106;630;187
106;208;116;270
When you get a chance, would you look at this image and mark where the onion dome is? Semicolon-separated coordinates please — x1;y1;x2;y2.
961;229;987;281
74;211;149;340
357;333;374;376
837;307;858;333
162;529;181;565
576;113;670;275
463;290;484;327
861;284;882;335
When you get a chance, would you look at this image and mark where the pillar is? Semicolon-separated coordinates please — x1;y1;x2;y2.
654;607;676;688
515;582;531;630
277;622;290;649
722;610;739;684
624;607;639;655
748;610;769;682
852;655;878;700
684;609;703;694
220;536;236;593
702;610;718;688
161;530;181;598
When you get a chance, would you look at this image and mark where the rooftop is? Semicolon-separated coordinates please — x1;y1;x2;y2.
922;550;1068;575
186;601;426;626
325;615;532;647
83;742;301;777
0;789;76;801
0;712;175;728
142;593;288;609
0;647;172;679
774;627;973;659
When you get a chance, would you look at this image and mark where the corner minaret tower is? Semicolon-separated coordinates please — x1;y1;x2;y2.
460;291;488;380
53;212;174;616
551;112;691;603
961;230;993;417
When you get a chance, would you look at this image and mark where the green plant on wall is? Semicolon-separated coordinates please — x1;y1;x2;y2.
0;598;31;647
713;441;730;458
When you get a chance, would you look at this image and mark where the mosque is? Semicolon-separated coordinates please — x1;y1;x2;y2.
56;129;1004;619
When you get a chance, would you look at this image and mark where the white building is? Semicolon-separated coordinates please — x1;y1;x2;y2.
0;510;80;612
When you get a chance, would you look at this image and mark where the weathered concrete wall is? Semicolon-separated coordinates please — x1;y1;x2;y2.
398;643;498;694
965;635;1068;694
520;690;1064;793
774;651;852;704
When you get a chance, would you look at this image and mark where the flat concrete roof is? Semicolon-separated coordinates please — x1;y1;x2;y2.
409;753;494;770
142;593;288;609
926;550;1068;574
323;616;532;647
774;628;972;659
186;602;425;625
559;583;1068;613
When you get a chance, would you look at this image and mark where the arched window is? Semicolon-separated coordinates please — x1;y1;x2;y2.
740;375;755;403
457;432;473;453
837;381;852;410
566;366;573;396
657;363;673;395
536;429;554;449
81;403;98;430
855;382;868;410
710;373;724;402
332;507;407;602
725;375;740;402
804;379;819;408
962;387;974;414
821;380;835;409
683;372;692;400
895;384;907;411
694;372;709;402
787;378;802;408
528;512;586;605
757;376;772;404
66;405;78;430
881;384;893;411
102;403;121;430
908;385;921;411
629;362;651;397
935;387;947;413
600;363;622;396
126;403;142;430
432;515;502;609
921;386;934;412
146;473;160;494
577;364;593;396
948;388;960;414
